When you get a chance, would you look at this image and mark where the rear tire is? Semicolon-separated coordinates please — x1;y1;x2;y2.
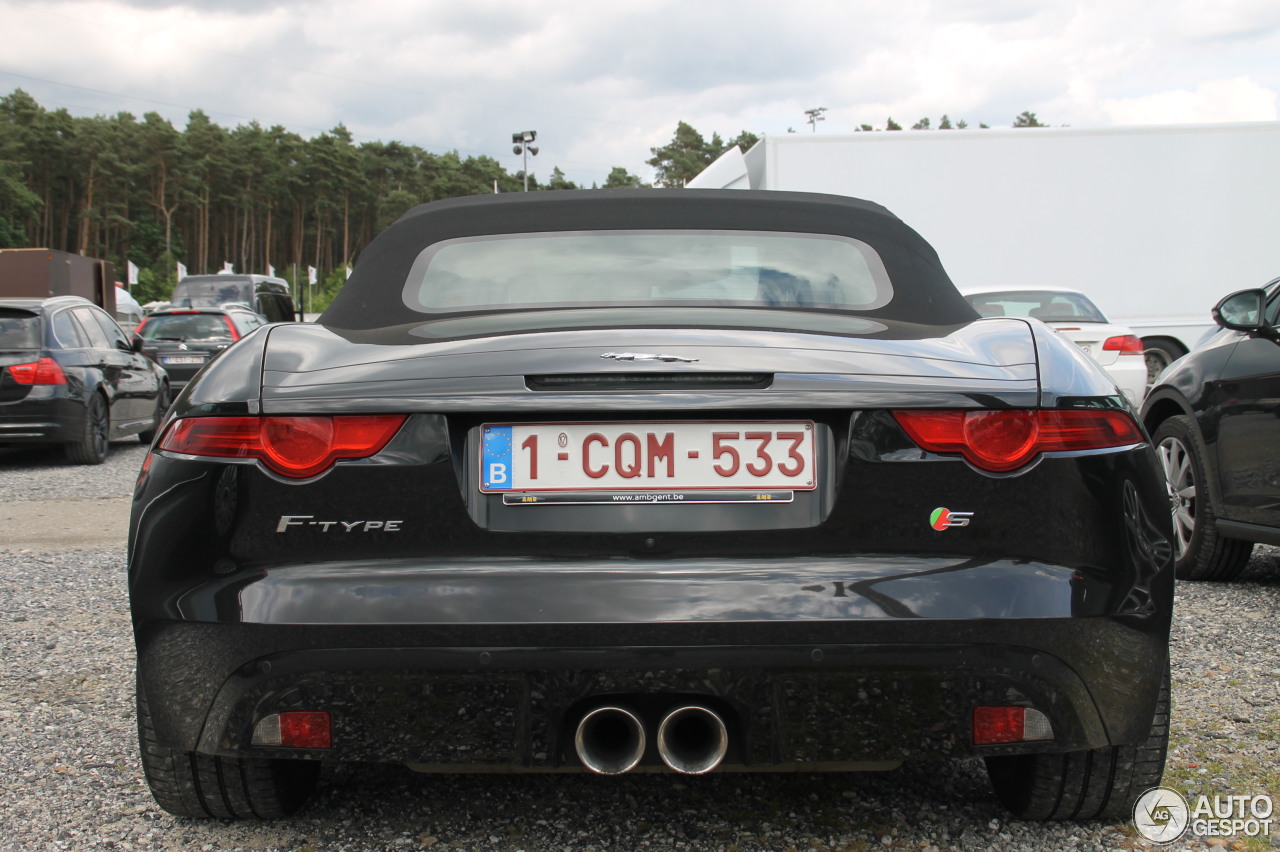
1152;415;1253;580
138;382;169;444
64;393;109;465
136;674;319;818
984;662;1170;820
1143;339;1183;390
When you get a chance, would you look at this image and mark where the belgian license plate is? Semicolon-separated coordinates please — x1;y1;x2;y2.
161;355;205;365
480;421;816;504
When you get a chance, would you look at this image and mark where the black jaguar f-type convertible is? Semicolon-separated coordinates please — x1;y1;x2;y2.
128;189;1174;821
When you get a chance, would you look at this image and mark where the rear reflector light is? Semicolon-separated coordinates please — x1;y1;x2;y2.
892;409;1143;472
973;706;1054;745
158;414;408;478
1103;334;1145;354
7;357;67;385
252;711;332;749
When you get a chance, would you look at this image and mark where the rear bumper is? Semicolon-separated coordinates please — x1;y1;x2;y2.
135;558;1168;770
0;394;80;443
128;424;1175;773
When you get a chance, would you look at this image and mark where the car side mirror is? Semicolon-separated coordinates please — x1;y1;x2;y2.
130;333;145;353
1212;289;1267;332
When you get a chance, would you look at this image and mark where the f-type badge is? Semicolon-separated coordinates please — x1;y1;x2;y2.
601;352;699;363
930;508;974;530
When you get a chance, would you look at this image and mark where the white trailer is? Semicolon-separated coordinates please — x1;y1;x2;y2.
688;122;1280;379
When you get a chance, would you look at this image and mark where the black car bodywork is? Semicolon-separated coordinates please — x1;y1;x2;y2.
129;190;1174;821
136;306;269;391
1141;278;1280;580
1;295;168;463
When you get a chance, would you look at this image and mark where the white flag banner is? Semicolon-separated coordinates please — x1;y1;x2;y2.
127;260;139;285
307;266;318;286
267;264;275;277
176;261;188;281
220;262;234;275
345;265;352;280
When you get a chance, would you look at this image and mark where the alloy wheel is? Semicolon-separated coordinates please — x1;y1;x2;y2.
90;396;109;458
1157;435;1195;559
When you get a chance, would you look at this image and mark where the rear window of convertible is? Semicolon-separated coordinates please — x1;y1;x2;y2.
402;230;893;314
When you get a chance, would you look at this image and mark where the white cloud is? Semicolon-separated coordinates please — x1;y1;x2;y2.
1103;76;1279;124
3;0;1280;185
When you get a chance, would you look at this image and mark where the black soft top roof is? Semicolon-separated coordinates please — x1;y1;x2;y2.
322;189;976;329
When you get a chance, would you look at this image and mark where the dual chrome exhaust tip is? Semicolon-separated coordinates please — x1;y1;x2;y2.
574;704;729;775
574;706;647;775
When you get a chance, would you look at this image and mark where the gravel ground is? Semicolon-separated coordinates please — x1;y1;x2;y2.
1;444;1278;851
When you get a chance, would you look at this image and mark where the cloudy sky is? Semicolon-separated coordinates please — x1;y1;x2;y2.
3;0;1278;187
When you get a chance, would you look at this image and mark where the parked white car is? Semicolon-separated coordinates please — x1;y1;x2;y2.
962;288;1148;404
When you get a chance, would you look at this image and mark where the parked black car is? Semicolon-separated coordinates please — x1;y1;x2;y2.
129;190;1174;821
135;306;269;391
1141;278;1280;580
0;295;168;463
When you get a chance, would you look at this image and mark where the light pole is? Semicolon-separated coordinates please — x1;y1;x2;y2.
512;130;539;191
805;107;827;132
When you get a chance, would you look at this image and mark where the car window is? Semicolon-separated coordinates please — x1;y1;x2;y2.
71;307;114;350
172;277;253;308
255;293;294;322
231;312;265;335
403;230;893;314
50;309;87;349
0;309;42;349
965;291;1108;323
140;314;234;341
86;308;130;349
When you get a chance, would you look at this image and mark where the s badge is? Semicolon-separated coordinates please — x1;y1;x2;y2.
930;507;974;530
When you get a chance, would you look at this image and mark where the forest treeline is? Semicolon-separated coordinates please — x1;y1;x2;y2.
0;89;657;305
0;88;1040;307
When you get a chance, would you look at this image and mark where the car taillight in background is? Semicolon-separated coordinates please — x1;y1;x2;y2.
7;357;67;385
157;414;408;478
893;409;1143;473
1103;334;1145;355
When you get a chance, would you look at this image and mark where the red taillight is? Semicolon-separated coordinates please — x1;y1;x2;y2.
7;357;67;385
221;315;240;341
158;414;408;478
972;706;1054;745
892;409;1143;473
1103;334;1144;354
